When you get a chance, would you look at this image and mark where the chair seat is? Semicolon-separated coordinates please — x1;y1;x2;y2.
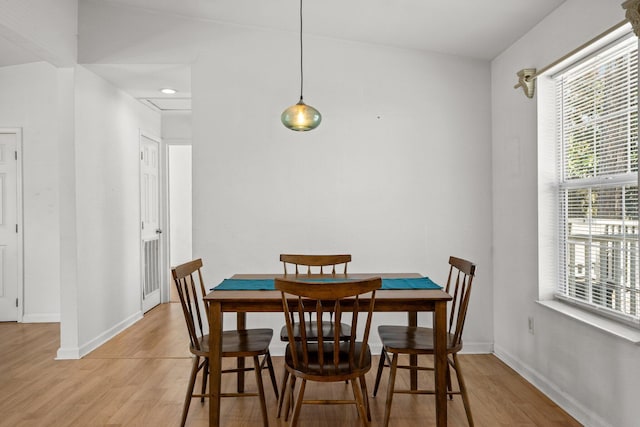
279;321;352;342
284;341;371;379
192;328;273;358
378;325;462;354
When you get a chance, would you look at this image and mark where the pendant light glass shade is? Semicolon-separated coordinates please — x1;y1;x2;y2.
282;0;321;132
281;97;321;131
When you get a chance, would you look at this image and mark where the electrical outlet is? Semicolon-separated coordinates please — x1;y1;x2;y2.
528;316;534;335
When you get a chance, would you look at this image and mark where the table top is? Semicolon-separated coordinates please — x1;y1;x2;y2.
230;273;422;279
204;273;452;310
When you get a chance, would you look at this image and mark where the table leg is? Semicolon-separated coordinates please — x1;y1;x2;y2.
408;311;418;390
434;301;447;427
209;301;223;427
237;312;246;393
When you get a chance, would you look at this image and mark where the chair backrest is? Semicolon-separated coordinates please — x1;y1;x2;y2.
275;277;381;372
280;254;351;276
171;258;208;352
444;256;477;347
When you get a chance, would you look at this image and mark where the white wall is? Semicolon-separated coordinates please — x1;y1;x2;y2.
169;145;192;267
0;61;62;322
162;111;192;141
59;65;161;357
492;1;640;427
192;27;493;354
0;62;162;357
58;66;78;354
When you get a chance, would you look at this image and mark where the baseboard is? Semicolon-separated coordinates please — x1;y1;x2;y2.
493;344;610;427
56;311;143;360
77;311;143;358
459;341;493;354
56;346;81;360
22;313;60;323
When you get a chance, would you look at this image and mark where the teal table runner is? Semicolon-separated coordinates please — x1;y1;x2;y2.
213;277;441;291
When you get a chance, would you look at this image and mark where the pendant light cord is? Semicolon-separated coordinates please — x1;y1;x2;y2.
299;0;304;101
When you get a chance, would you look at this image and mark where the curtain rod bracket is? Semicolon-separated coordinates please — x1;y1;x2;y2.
513;13;633;100
515;68;536;98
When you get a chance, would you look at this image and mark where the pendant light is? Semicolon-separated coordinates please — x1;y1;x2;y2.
281;0;321;131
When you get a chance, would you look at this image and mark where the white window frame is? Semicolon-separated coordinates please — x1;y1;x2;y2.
537;26;640;333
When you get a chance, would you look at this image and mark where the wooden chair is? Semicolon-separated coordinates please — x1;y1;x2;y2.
372;256;477;427
280;254;352;276
172;258;278;427
275;277;381;427
276;254;353;416
278;254;353;342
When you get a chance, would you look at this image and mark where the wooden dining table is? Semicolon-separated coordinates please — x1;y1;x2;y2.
204;273;452;427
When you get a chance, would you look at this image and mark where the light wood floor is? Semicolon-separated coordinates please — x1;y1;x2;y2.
0;303;581;426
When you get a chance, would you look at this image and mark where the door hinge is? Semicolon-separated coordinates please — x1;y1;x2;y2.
141;221;144;230
14;151;17;160
16;298;18;307
140;151;144;161
15;224;18;233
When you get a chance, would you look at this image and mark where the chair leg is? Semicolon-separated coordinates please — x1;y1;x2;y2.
290;378;306;427
446;358;453;400
265;351;279;399
372;348;387;397
358;375;372;421
383;353;399;427
351;378;370;427
453;353;474;427
181;356;200;427
284;375;297;422
253;356;269;427
276;369;289;418
201;358;209;403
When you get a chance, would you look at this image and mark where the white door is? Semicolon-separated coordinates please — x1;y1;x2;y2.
0;131;19;321
140;134;161;313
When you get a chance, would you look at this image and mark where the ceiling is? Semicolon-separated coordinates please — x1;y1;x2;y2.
1;0;567;110
0;36;42;67
85;0;565;60
82;63;192;110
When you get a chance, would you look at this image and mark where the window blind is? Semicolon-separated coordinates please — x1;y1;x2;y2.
555;35;640;326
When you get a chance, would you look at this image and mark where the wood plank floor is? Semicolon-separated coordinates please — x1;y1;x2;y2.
0;303;581;426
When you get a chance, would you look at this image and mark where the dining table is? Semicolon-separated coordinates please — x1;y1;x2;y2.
203;272;452;427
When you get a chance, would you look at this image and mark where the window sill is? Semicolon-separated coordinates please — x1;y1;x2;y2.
537;300;640;344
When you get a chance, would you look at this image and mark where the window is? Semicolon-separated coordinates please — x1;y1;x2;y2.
554;35;640;327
